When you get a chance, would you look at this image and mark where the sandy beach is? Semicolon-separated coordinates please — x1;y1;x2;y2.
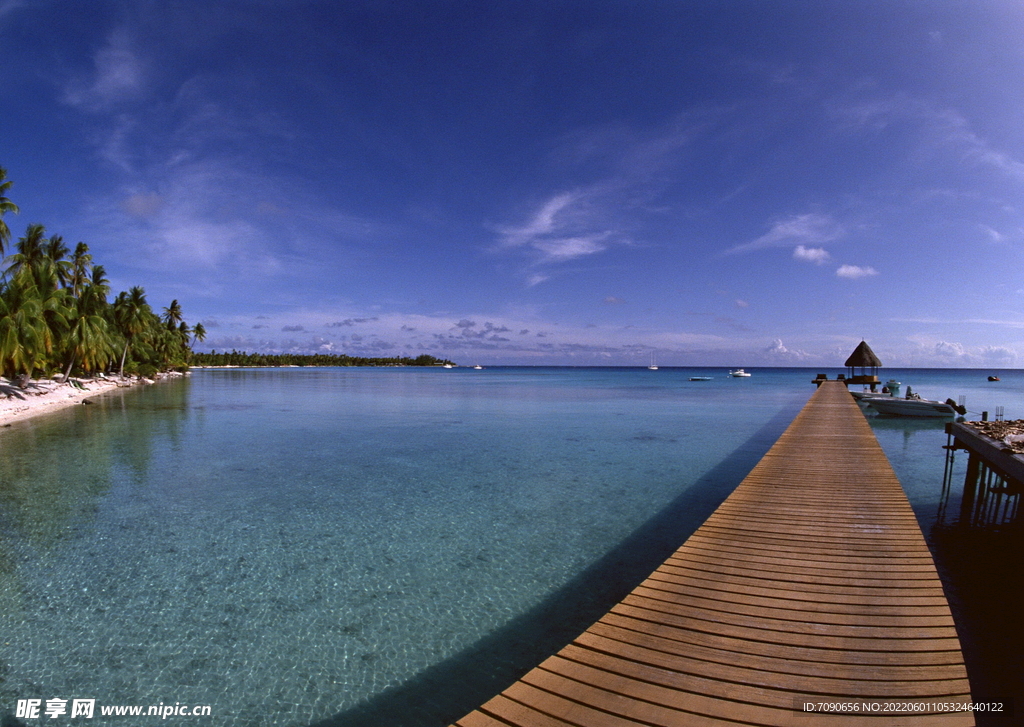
0;372;186;427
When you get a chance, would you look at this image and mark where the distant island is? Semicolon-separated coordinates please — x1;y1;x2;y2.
192;351;456;368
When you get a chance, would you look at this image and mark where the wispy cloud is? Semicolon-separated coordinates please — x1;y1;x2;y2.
0;0;25;27
836;264;878;279
727;213;843;254
496;112;713;283
979;224;1006;243
496;191;623;275
793;245;831;264
831;92;1024;184
530;234;610;263
63;29;147;111
498;193;577;248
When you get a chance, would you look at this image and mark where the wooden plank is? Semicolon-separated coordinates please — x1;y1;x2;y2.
452;382;974;726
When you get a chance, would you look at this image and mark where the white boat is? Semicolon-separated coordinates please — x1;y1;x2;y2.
885;378;901;389
473;365;483;370
442;363;455;369
863;395;958;418
729;369;751;377
850;389;889;401
648;354;658;370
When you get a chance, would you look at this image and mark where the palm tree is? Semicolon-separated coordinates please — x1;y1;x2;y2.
112;286;151;378
61;282;114;382
6;223;47;283
161;299;183;330
44;235;71;289
88;264;111;301
190;322;207;348
0;276;47;383
68;242;92;298
0;166;19;256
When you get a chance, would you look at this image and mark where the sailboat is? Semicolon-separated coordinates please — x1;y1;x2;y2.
648;353;658;371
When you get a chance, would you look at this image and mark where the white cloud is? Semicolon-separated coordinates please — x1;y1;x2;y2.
499;193;577;248
727;213;843;254
926;340;987;366
735;299;749;308
980;345;1015;364
832;95;1024;183
496;191;625;278
793;245;831;264
836;264;878;279
530;235;608;263
979;225;1006;243
64;29;146;111
762;338;811;361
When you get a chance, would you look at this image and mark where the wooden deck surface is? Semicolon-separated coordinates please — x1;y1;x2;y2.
452;381;973;726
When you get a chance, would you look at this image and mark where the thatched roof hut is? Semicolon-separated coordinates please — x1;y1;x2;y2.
845;340;881;386
844;341;882;368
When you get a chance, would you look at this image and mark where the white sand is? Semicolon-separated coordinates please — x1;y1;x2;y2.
0;372;186;427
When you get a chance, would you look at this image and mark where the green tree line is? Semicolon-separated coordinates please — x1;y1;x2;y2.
192;351;453;367
0;165;203;384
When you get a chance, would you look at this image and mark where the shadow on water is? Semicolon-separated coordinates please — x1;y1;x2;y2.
309;396;806;727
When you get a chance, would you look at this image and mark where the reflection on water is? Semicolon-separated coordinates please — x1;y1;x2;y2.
1;369;1021;726
0;382;191;619
0;369;806;726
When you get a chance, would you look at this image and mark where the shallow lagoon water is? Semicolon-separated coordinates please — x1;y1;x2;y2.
0;367;1020;725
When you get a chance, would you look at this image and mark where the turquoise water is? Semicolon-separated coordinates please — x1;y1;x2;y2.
0;367;1020;725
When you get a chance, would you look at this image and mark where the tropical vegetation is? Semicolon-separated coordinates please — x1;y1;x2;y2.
0;166;196;384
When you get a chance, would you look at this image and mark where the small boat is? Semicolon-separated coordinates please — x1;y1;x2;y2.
863;394;958;418
988;375;1000;382
442;363;455;369
648;354;658;370
850;388;891;401
473;365;483;370
689;376;712;381
885;378;901;389
729;369;751;377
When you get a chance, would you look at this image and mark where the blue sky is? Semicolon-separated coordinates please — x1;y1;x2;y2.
3;0;1024;366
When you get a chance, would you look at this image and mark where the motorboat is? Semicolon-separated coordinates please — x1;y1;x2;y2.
473;365;483;370
863;394;959;418
689;376;712;381
885;378;901;389
849;388;891;401
729;369;751;377
988;375;1000;382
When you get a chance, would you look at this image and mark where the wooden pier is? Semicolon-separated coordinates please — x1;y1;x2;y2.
453;381;973;726
943;420;1023;527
